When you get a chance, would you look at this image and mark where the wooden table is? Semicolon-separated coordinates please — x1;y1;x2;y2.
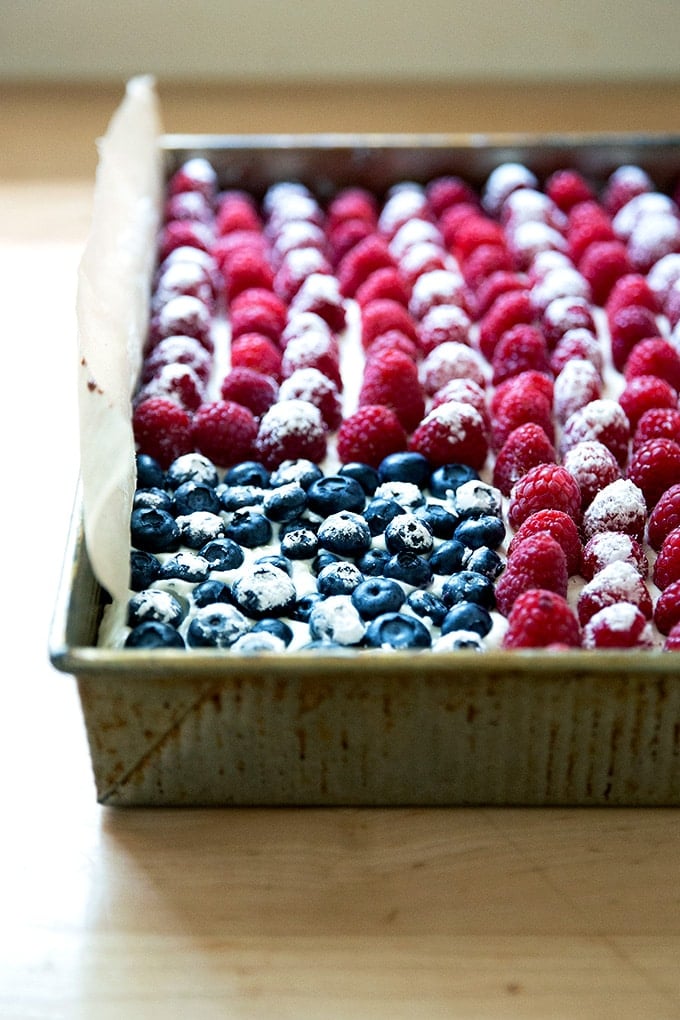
3;81;680;1018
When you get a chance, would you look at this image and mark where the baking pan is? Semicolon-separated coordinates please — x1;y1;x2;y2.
50;132;680;806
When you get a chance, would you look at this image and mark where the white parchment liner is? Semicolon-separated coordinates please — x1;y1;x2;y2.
77;76;163;604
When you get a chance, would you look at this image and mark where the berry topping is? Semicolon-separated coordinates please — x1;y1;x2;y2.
581;478;647;542
508;463;582;530
255;399;328;470
577;561;653;625
132;397;193;469
495;532;568;616
653;526;680;590
581;531;648;581
507;508;583;576
492;422;557;497
409;401;489;470
502;590;581;649
582;603;654;649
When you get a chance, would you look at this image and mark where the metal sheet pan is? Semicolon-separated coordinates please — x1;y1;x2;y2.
50;134;680;806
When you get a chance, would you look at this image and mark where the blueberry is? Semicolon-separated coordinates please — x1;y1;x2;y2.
224;460;271;487
454;480;503;519
130;507;181;553
441;570;496;610
338;461;379;495
429;463;479;499
363;612;432;650
429;538;467;575
125;621;185;649
373;480;425;510
230;631;287;653
465;546;504;580
432;630;485;652
129;550;161;590
166;452;219;489
309;595;366;646
317;511;372;557
378;451;431;487
280;527;319;560
307;475;366;515
413;502;459;539
199;537;244;571
263;482;307;522
317;561;364;596
351;577;405;619
172;480;222;516
192;579;233;608
186;603;251;648
441;601;493;637
252;618;294;646
278;514;319;537
406;589;448;626
255;554;292;576
159;551;211;583
176;511;225;549
133;487;174;513
384;513;434;555
311;550;342;575
219;485;265;511
231;563;297;618
291;592;324;622
357;547;391;577
364;497;404;536
225;509;272;548
270;459;323;490
383;551;433;587
127;588;186;629
136;453;165;489
454;514;506;550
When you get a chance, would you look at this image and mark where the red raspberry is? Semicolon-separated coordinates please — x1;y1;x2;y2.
502;589;581;649
508;463;582;530
366;330;421;363
190;400;258;467
581;478;647;543
550;328;603;376
408;269;471;321
627;438;680;508
492;423;556;497
577;561;652;625
567;201;614;261
136;363;204;412
608;305;660;372
152;260;215;312
420;341;487;395
361;298;418;350
408;400;489;470
281;331;342;391
602;165;653;216
431;377;488;423
648;252;680;306
541;297;596;348
231;333;283;381
215;192;261;235
271;221;326;267
326;187;378;230
561;399;631;467
507;508;583;576
359;348;425;432
545;169;595;213
531;268;590;317
647;482;680;550
605;272;659;317
280;311;332;351
474;270;528;319
220;246;275;303
562;440;621;509
664;620;680;649
624;337;680;390
478;289;536;361
633;407;680;450
355;267;410;308
132;397;193;469
460;243;513;290
581;531;649;582
482;163;538;218
290;273;347;333
274;248;331;303
655;579;680;635
619;374;678;430
278;367;342;430
451;214;506;261
157;220;213;264
438;202;482;249
653;525;680;589
582;603;654;649
578;240;632;305
254;399;328;469
553;359;602;425
378;187;430;239
398;243;448;290
148;295;213;352
141;335;212;386
491;370;554;417
495;533;568;616
628;214;680;274
426;175;478;218
212;230;268;278
336;405;408;467
417;304;472;355
219;366;278;417
167;158;218;202
490;385;554;452
327;218;375;266
164;191;213;226
229;288;287;344
337;235;395;297
491;324;551;386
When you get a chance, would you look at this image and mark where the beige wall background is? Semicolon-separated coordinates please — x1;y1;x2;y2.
2;0;679;82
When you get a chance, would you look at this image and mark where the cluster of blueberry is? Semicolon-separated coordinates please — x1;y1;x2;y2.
125;449;506;652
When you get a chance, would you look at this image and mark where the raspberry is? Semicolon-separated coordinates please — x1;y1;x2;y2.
190;400;258;467
278;367;342;430
531;268;590;317
220;246;275;303
618;375;678;430
495;533;568;616
541;296;596;348
229;288;288;344
478;289;535;361
553;359;602;424
215;192;261;235
490;384;554;452
271;221;326;267
509;219;568;273
274;248;331;303
492;423;557;497
408;269;470;321
627;438;680;508
359;348;425;432
327;218;375;265
544;169;595;213
664;621;680;649
491;324;551;386
254;399;328;469
624;337;680;390
567;201;614;260
647;482;680;550
152;260;215;312
417;304;472;355
450;214;506;261
168;158;218;202
577;561;652;625
219;366;278;417
582;603;654;649
337;235;395;297
438;202;482;249
608;305;660;372
507;508;583;576
550;328;603;376
290;273;347;333
281;331;342;391
653;526;680;589
628;214;680;274
482;163;538;218
582;531;648;582
378;186;430;239
280;311;332;350
136;363;204;412
398;242;448;290
326;187;378;231
212;230;268;277
578;240;632;305
647;252;680;306
408;400;489;470
655;580;680;635
562;440;621;509
560;399;631;467
602;165;653;216
164;190;213;226
528;249;573;285
354;267;410;308
581;478;647;543
361;298;419;351
420;341;487;395
366;330;420;363
605;272;659;317
474;270;528;318
132;397;193;469
431;378;489;425
157;220;213;264
633;407;680;450
460;243;513;290
336;405;408;467
502;189;567;232
141;335;212;385
148;295;213;352
502;589;581;649
231;333;283;381
426;175;478;217
508;464;582;530
491;370;554;416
